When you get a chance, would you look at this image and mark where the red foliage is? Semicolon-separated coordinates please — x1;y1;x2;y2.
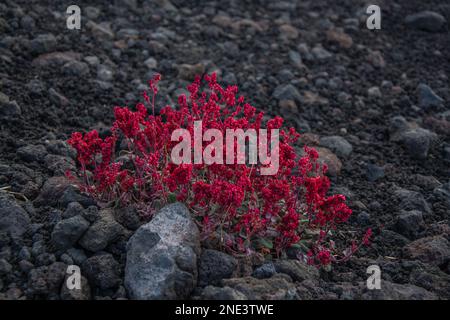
67;73;370;265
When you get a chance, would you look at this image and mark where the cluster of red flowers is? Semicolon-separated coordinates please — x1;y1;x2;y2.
67;73;371;265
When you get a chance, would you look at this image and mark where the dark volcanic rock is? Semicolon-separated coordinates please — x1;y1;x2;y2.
198;249;237;286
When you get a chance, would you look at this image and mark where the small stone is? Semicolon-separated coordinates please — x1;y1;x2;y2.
66;248;87;265
51;215;90;250
78;210;124;252
30;34;57;54
367;86;382;98
319;136;353;158
311;45;333;60
405;11;446;32
198;249;237;286
82;254;120;290
326;28;353;48
366;163;385;182
399;128;437;159
395;210;425;240
16;145;47;163
177;63;205;81
394;188;432;215
417;84;444;109
272;84;302;103
316;147;342;176
0;193;30;238
252;263;276;279
62;60;89;76
273;259;319;282
97;64;114;82
0;258;12;275
144;57;158;69
62;202;84;219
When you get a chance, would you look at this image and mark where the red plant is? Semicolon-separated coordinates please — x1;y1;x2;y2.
67;73;371;265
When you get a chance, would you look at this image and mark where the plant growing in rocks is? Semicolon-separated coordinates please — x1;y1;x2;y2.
67;73;371;266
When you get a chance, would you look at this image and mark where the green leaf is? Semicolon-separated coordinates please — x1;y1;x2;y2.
258;238;273;249
167;193;177;203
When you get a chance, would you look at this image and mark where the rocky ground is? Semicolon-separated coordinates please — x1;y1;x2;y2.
0;0;449;300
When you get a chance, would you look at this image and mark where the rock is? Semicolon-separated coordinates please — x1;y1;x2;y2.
394;188;432;215
198;249;237;286
0;193;30;237
252;263;276;279
113;206;141;230
87;21;115;40
272;84;302;104
78;209;124;252
0;92;21;118
124;202;200;299
30;34;57;54
417;84;444;109
361;281;438;300
0;258;12;275
366;163;385;182
222;274;296;300
62;202;84;219
62;60;89;76
367;86;382;98
66;248;87;265
144;57;158;69
326;28;353;48
319;136;353;158
403;236;450;267
311;45;333;60
316;147;342;176
60;275;91;300
48;88;69;107
200;286;247;300
394;210;425;240
32;51;81;68
27;262;67;296
34;176;70;206
16;144;47;163
97;64;114;82
58;185;96;208
273;259;319;282
177;63;205;81
398;128;437;159
51;215;90;250
82;254;120;290
405;11;446;32
279;24;299;40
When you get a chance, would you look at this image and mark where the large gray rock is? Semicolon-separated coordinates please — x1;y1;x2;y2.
403;236;450;267
124;202;200;299
0;193;30;237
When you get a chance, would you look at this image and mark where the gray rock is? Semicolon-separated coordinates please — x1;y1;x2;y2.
66;248;87;265
58;185;96;208
0;258;12;275
405;11;446;32
144;57;158;69
97;64;114;81
272;84;302;103
78;210;124;252
0;92;21;118
403;236;450;267
311;45;333;60
319;136;353;158
417;84;444;109
273;259;319;282
398;128;437;159
82;253;120;290
124;202;200;299
27;262;67;295
113;206;141;230
16;144;47;163
62;202;84;219
30;34;57;54
394;210;425;240
222;274;296;300
198;249;237;286
0;193;30;237
366;163;385;182
394;188;432;215
62;60;89;76
51;215;90;250
252;262;276;279
200;286;247;300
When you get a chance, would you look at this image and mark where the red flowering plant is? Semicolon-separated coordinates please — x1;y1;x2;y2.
67;73;371;266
